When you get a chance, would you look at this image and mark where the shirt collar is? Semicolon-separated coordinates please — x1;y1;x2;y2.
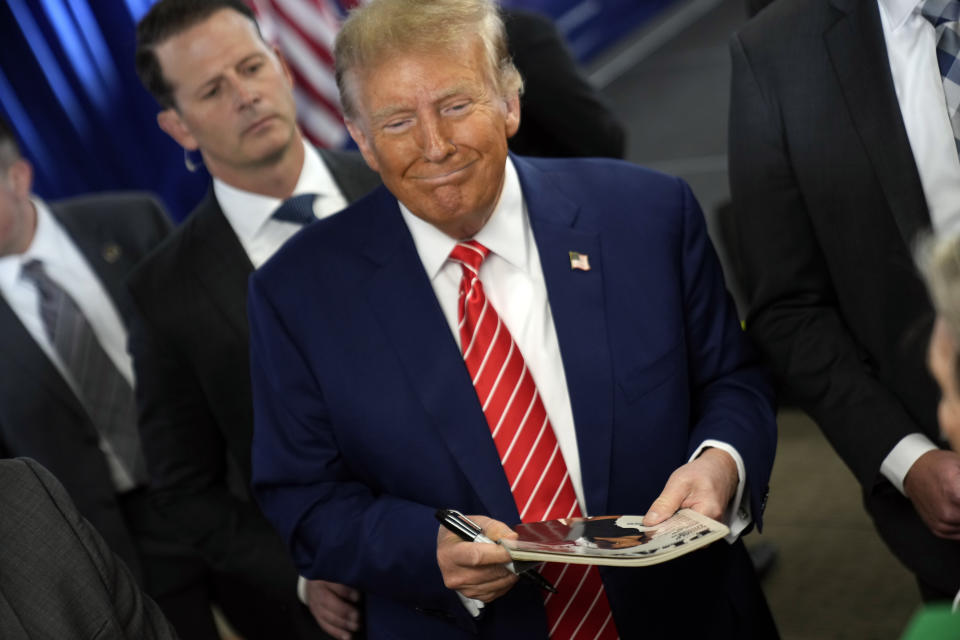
879;0;922;30
0;197;62;289
213;140;336;242
399;157;528;280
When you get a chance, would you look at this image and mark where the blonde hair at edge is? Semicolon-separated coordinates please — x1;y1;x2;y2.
334;0;524;121
920;231;960;342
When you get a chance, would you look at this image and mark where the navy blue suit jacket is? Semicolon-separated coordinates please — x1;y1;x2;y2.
248;156;777;638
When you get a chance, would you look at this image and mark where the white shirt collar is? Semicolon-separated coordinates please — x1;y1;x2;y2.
399;157;528;279
213;139;337;243
0;197;65;288
879;0;923;31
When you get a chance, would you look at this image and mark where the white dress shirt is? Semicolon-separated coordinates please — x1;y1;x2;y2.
0;198;137;491
399;159;750;538
878;0;960;493
214;140;349;268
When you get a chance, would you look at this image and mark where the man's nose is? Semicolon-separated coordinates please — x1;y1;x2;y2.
418;116;456;161
233;78;259;109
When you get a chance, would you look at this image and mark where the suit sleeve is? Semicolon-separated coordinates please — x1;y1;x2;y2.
247;275;463;616
127;288;302;599
672;176;777;527
728;33;921;488
23;458;179;640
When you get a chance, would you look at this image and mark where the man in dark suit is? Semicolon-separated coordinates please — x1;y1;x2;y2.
0;458;178;639
128;2;379;638
729;0;960;600
0;116;222;637
248;0;778;637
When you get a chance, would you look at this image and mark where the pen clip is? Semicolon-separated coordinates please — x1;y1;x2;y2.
452;510;485;538
436;508;485;542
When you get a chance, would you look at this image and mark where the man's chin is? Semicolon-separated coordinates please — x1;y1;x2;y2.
245;133;297;167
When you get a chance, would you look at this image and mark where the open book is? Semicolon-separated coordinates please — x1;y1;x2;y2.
499;509;729;567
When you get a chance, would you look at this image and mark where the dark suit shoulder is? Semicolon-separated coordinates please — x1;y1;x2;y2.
0;458;74;518
520;156;690;220
52;189;171;238
521;155;675;191
52;190;166;215
128;190;222;293
737;0;848;48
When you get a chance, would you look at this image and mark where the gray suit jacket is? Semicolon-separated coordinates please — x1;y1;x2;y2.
0;458;178;639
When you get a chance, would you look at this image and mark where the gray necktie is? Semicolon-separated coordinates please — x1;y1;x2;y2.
921;0;960;156
21;259;147;486
272;193;319;225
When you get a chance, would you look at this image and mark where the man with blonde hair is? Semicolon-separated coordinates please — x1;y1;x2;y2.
249;0;779;637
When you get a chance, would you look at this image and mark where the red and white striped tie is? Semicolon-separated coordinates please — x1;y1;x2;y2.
450;240;619;640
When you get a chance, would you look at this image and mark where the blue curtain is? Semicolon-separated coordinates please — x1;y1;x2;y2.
0;0;669;222
0;0;208;221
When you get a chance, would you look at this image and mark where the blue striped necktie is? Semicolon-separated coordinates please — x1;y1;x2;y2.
21;259;147;486
272;193;318;225
921;0;960;156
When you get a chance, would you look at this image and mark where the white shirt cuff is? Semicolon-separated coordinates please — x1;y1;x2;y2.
297;575;308;605
880;433;939;495
456;591;485;617
691;439;749;543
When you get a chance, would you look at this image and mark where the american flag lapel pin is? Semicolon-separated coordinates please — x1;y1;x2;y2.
568;251;591;271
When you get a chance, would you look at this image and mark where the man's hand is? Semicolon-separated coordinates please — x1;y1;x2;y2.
643;447;739;525
436;515;519;603
903;449;960;539
304;579;361;640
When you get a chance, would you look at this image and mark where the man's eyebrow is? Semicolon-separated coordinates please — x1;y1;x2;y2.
194;53;267;94
368;85;474;123
236;52;267;67
369;104;411;123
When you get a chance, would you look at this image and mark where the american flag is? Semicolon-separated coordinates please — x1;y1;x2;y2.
569;251;591;271
249;0;363;149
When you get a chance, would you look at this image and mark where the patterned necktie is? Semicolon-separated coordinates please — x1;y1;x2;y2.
921;0;960;156
450;241;618;640
21;259;147;486
272;193;318;225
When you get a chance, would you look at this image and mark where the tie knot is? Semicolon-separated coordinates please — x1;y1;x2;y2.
449;240;490;274
272;193;318;225
20;259;46;285
921;0;960;26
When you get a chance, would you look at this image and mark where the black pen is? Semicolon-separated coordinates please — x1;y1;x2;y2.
435;508;558;594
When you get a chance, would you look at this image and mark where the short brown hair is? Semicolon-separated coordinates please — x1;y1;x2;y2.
334;0;523;120
135;0;261;109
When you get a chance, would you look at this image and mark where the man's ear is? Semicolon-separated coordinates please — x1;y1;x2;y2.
157;108;199;151
503;92;521;139
345;119;380;173
7;159;33;199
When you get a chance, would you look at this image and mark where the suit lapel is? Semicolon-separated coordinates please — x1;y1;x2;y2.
826;0;930;243
187;192;254;340
0;297;87;420
0;591;27;640
360;189;519;520
514;157;615;517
